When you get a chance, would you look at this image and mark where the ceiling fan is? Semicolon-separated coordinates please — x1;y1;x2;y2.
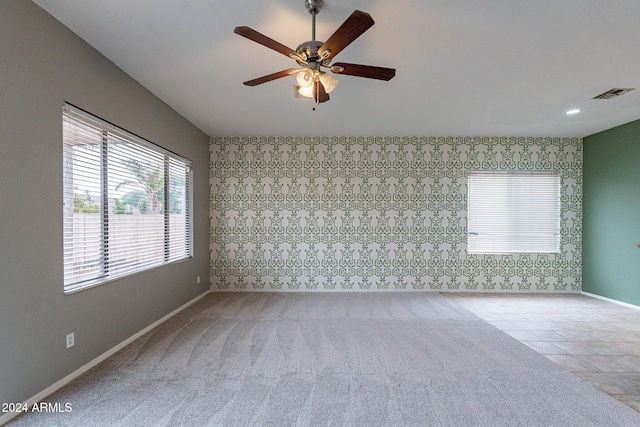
234;0;396;104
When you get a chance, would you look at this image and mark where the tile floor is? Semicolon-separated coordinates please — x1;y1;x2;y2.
444;292;640;412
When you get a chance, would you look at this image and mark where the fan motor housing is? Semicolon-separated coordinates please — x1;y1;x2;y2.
296;40;331;67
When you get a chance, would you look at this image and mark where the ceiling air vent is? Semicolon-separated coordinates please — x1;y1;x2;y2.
592;88;634;99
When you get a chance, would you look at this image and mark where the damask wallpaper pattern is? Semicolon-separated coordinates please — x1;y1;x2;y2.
209;136;582;292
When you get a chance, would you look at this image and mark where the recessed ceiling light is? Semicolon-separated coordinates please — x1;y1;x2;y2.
566;109;581;115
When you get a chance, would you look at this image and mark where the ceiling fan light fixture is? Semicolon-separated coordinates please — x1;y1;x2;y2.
296;69;314;87
297;84;315;98
234;2;395;104
319;71;338;93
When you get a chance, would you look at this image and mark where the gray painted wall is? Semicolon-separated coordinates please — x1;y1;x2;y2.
0;1;210;406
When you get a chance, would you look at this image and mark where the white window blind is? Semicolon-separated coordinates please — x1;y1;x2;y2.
63;104;192;293
467;171;560;254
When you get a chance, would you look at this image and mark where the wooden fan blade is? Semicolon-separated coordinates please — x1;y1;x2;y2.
243;69;298;86
314;80;330;104
318;10;374;60
234;26;300;59
331;62;396;81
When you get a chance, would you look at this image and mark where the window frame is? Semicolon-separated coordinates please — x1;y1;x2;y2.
466;170;561;254
62;103;193;294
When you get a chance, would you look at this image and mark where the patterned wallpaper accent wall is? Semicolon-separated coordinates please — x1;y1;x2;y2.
209;136;582;292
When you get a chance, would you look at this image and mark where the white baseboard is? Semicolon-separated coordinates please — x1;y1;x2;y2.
582;291;640;311
0;290;211;426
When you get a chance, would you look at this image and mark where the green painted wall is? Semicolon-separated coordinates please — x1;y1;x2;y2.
583;119;640;305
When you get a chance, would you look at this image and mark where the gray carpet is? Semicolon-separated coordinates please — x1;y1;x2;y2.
9;292;640;426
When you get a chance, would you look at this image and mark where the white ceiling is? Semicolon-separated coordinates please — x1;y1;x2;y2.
34;0;640;138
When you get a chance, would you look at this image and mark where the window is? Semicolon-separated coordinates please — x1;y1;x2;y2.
63;104;192;293
467;171;560;254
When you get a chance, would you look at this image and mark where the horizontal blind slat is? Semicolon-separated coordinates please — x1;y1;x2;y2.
63;105;192;292
467;170;560;254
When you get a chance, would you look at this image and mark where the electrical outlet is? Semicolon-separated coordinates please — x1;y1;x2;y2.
197;275;201;284
66;333;74;349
